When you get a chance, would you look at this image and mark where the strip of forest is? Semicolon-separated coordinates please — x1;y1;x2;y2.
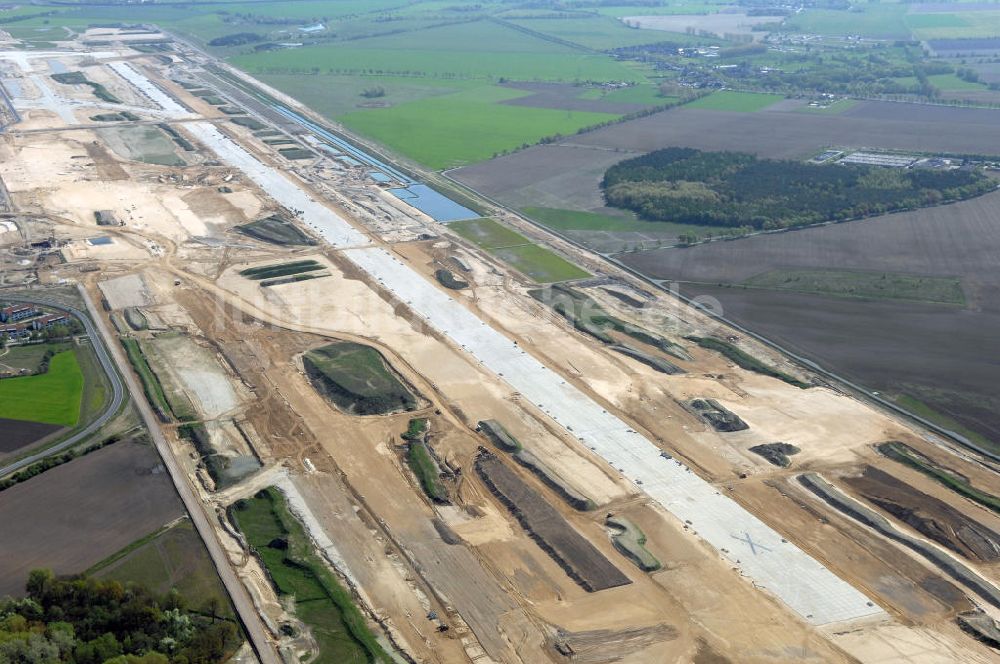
602;147;994;230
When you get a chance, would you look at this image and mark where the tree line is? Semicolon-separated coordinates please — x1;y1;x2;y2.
0;570;241;664
602;147;995;230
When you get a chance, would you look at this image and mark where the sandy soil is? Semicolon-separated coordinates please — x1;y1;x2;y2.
99;272;155;310
13;47;1000;663
148;333;246;420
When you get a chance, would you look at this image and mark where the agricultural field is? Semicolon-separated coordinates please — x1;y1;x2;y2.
742;269;966;305
92;519;234;618
452;101;1000;219
577;84;672;106
0;439;183;597
449;218;590;282
229;20;642;82
619;189;1000;451
684;91;784;113
340;85;621;169
521;206;703;253
303;342;418;415
505;15;679;50
0;419;62;455
1;2;676;171
783;5;912;39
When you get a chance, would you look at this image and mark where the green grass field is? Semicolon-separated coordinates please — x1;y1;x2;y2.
340;85;620;169
684;90;783;112
0;342;70;373
905;13;969;30
0;350;83;426
910;10;1000;39
449;217;590;282
449;217;531;248
522;206;705;237
231;20;642;82
493;244;591;283
784;5;911;39
508;15;675;50
928;73;987;91
231;488;391;664
743;269;966;305
121;337;173;421
252;73;472;119
91;520;235;619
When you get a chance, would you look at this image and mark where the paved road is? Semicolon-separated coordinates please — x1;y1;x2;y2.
0;293;125;477
75;286;281;664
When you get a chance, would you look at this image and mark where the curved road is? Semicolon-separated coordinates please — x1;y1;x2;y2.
0;292;125;477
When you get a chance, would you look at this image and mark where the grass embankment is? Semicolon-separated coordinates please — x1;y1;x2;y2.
686;336;809;388
878;441;1000;516
402;417;427;441
402;417;447;502
529;284;683;357
607;516;661;572
231;116;266;130
0;350;84;426
303;342;417;415
236;215;316;246
75;342;109;425
91;111;141;122
449;218;589;283
434;268;468;290
230;488;392;664
121;337;173;421
240;259;325;280
407;441;446;503
743;269;966;305
50;71;120;103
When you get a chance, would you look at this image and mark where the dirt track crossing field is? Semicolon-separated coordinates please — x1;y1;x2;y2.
0;439;183;596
